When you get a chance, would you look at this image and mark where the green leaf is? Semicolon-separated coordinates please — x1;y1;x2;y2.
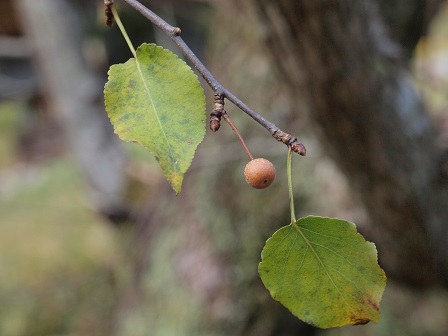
258;215;386;329
104;43;206;194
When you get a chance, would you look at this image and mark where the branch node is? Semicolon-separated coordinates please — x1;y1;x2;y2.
173;27;182;36
273;130;306;156
290;141;307;156
210;94;224;132
104;1;115;27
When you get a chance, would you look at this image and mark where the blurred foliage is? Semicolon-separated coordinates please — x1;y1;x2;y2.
0;102;24;168
414;3;448;114
0;104;119;335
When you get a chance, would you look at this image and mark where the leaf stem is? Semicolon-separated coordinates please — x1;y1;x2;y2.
287;147;296;223
120;0;306;156
112;6;137;57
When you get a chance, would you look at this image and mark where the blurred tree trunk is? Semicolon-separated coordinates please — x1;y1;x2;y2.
15;0;129;219
250;0;448;286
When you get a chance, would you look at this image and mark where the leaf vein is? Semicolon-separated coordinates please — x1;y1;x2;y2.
135;55;177;173
300;228;366;253
325;263;364;294
300;227;361;244
293;222;354;313
309;242;356;268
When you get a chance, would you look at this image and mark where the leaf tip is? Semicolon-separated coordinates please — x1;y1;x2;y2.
169;174;184;195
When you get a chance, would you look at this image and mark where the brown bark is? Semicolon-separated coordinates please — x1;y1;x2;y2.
251;0;448;286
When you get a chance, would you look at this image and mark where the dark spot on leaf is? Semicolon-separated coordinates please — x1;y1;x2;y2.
365;297;379;311
357;293;380;312
351;316;371;325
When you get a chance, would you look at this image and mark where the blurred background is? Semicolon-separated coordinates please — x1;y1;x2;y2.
1;0;448;335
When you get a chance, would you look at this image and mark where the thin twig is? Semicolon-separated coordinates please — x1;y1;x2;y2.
120;0;306;156
222;112;254;161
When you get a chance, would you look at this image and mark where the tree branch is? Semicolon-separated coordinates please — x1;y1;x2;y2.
117;0;306;156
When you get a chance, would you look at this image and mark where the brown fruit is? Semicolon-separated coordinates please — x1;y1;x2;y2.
244;158;276;189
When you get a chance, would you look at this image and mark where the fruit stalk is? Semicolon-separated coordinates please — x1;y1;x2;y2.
222;112;254;160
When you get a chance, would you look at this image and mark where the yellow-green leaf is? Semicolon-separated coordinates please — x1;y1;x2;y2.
259;215;386;328
104;43;206;193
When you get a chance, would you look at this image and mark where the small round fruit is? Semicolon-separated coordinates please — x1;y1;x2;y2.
244;158;276;189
